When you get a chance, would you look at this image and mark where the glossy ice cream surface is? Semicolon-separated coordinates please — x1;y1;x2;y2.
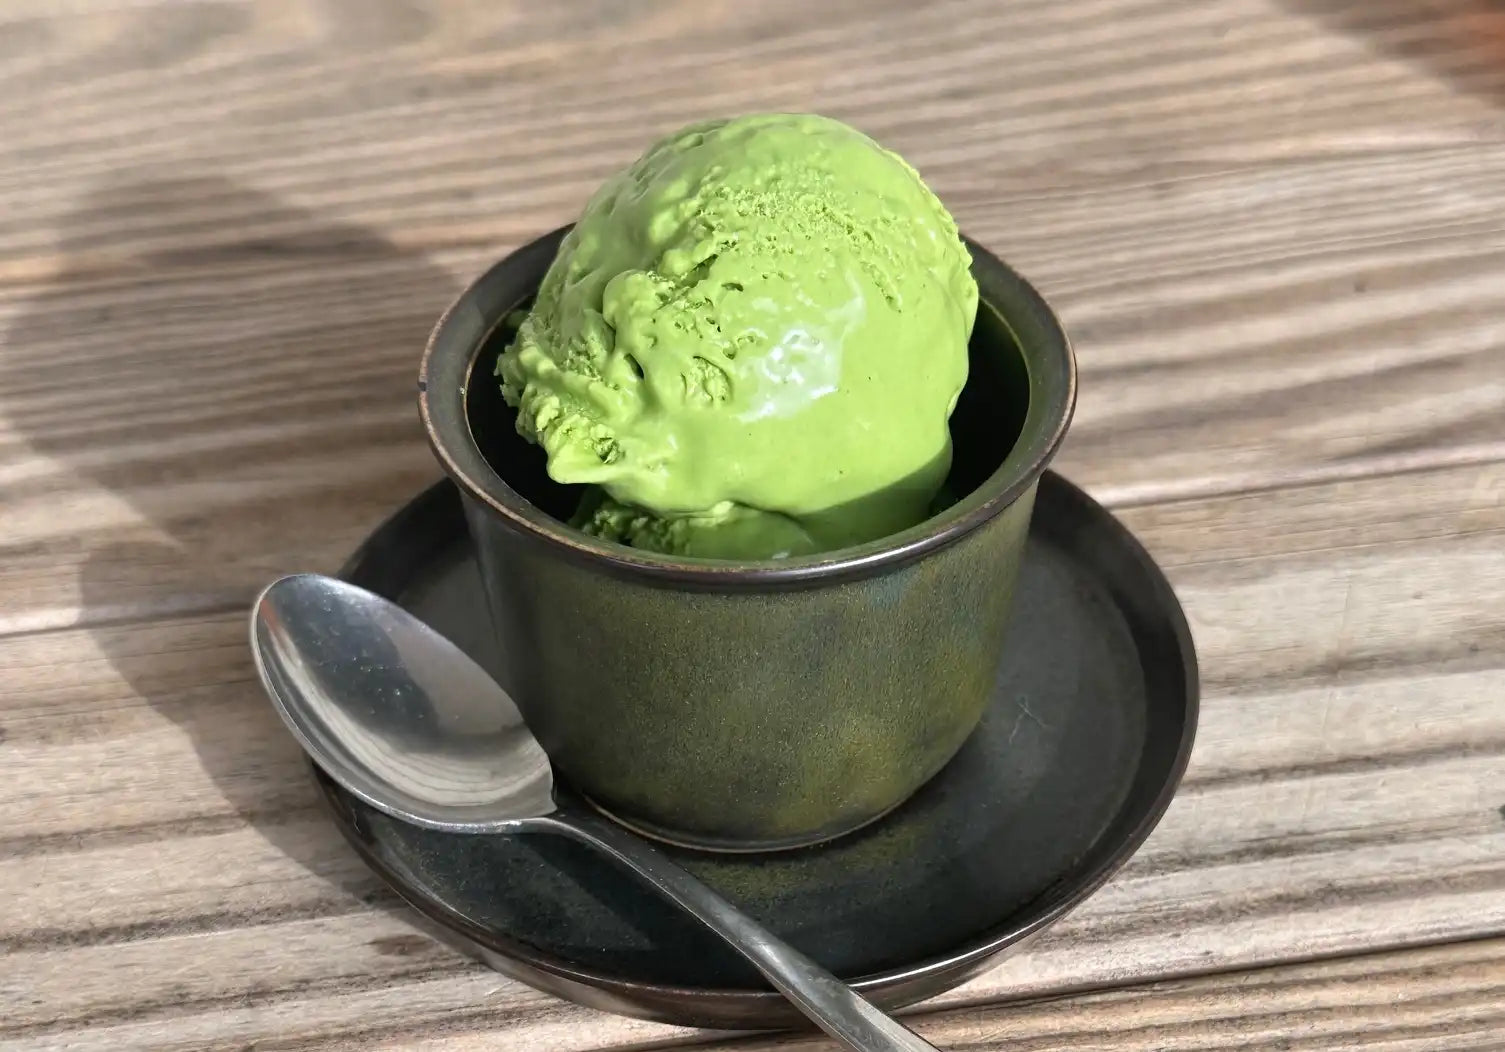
497;113;977;559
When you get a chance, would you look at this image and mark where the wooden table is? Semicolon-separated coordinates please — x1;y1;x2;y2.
3;1;1503;1048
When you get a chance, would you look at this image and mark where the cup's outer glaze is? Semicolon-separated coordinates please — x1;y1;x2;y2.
419;226;1075;851
462;484;1036;848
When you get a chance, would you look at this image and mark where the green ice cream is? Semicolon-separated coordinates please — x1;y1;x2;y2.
498;112;977;559
571;489;822;561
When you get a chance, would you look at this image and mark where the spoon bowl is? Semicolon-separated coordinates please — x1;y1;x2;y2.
252;573;554;830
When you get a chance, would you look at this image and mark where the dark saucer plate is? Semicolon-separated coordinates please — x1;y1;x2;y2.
318;470;1198;1030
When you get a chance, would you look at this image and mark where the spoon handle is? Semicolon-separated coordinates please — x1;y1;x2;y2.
539;809;942;1052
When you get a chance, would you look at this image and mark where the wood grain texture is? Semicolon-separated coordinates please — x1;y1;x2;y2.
3;0;1505;632
3;0;1505;1049
636;939;1505;1052
3;467;1503;1050
0;0;1503;270
3;193;1504;630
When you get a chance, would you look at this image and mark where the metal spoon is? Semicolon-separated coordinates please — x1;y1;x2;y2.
250;572;940;1052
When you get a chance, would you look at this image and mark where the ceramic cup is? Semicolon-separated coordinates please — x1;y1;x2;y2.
418;226;1075;852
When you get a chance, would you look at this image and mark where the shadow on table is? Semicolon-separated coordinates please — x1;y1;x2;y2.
1278;0;1505;107
1;176;462;918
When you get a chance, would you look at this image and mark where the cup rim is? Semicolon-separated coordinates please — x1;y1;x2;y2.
418;225;1077;589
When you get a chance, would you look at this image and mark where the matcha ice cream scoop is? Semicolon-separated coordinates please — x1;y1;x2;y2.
498;112;977;558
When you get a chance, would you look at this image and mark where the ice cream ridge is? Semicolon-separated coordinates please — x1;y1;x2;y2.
497;112;978;560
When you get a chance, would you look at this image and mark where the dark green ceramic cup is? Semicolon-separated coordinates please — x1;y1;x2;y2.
418;226;1076;852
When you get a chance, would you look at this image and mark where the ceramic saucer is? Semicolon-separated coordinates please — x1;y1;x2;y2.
316;469;1198;1029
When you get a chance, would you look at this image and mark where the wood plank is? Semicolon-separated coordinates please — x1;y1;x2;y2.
651;940;1505;1052
3;217;1503;630
2;0;1503;629
3;743;1500;1002
0;240;460;634
1;0;1503;278
3;466;1504;1049
1;943;672;1052
5;722;1499;945
6;901;1504;1051
1114;460;1505;566
2;465;1500;844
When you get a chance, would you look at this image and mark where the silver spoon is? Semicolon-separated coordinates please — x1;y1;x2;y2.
250;572;940;1052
